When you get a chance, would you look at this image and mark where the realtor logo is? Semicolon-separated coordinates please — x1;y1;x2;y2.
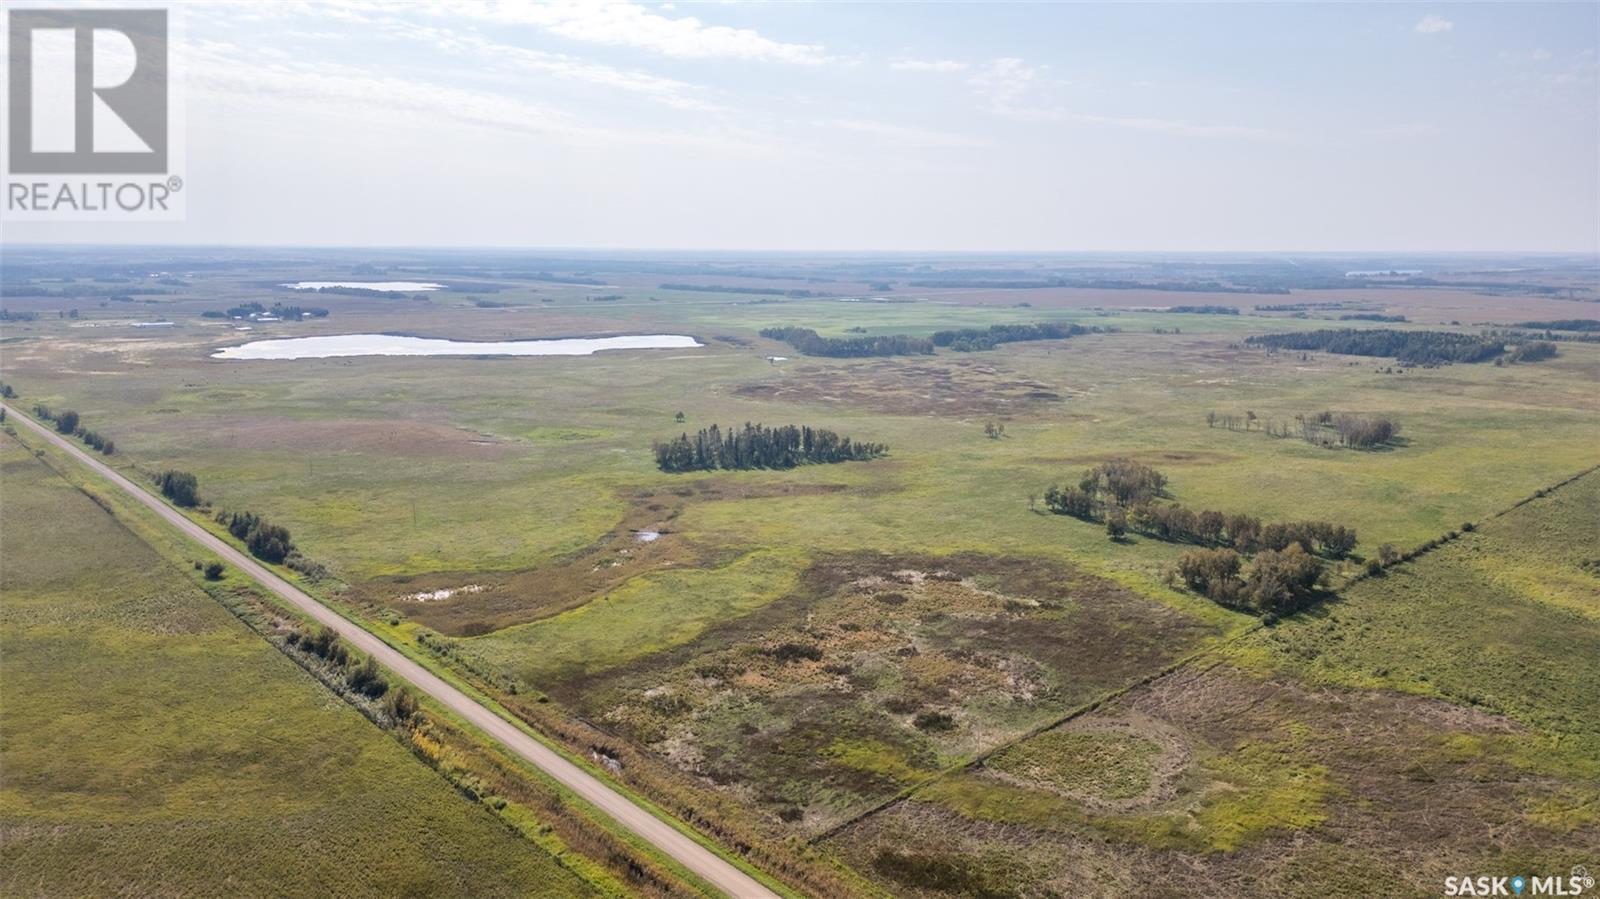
8;8;168;173
5;7;184;219
8;8;167;171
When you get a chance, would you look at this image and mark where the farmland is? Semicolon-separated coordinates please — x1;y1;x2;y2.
0;433;600;897
1;248;1597;896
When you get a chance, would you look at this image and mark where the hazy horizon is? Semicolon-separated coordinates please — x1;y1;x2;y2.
3;1;1597;253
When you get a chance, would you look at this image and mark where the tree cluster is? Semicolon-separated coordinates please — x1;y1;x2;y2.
1179;543;1323;615
285;626;418;720
1163;305;1238;315
218;509;296;563
156;470;200;507
654;422;887;472
1504;341;1558;363
204;301;329;320
1209;409;1400;449
929;321;1088;351
1338;313;1407;322
1041;459;1354;616
1245;328;1505;365
759;326;933;357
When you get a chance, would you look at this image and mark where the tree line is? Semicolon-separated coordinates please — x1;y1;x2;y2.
1207;409;1400;449
929;321;1089;351
664;283;833;298
760;326;933;357
1162;305;1238;315
217;509;296;564
285;624;419;723
654;422;886;472
1244;328;1505;365
1041;459;1354;616
203;301;329;320
33;404;115;455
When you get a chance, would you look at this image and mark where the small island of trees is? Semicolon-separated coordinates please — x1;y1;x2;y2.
654;422;886;472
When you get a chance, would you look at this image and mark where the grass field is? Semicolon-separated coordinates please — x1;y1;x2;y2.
3;252;1597;895
0;434;599;898
823;471;1600;898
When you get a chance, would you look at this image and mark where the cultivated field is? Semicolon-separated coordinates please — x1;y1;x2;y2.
0;435;599;897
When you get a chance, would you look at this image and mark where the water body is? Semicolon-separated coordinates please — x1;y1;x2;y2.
282;281;446;291
212;333;703;360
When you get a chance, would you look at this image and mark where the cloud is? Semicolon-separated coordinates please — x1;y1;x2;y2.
969;57;1060;118
1414;14;1454;34
441;0;832;64
184;39;769;152
825;118;990;148
1531;48;1553;62
889;57;968;73
1073;113;1282;141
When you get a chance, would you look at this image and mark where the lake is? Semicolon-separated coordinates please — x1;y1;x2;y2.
213;333;703;360
282;281;446;291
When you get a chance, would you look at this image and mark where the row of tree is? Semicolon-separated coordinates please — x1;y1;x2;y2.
929;321;1088;351
654;422;887;472
1245;328;1505;365
1048;482;1357;558
1207;410;1400;449
218;509;296;564
759;326;933;357
285;624;418;722
1040;459;1356;616
32;404;117;455
203;301;329;319
1163;305;1238;315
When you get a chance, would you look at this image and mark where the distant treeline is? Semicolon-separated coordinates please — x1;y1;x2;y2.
654;422;886;472
1245;328;1505;365
760;326;933;357
1515;319;1600;332
906;277;1289;294
1162;305;1238;315
663;283;833;298
930;321;1088;351
1;283;172;298
1504;341;1558;363
1338;313;1407;323
33;404;115;455
526;272;605;285
203;301;329;320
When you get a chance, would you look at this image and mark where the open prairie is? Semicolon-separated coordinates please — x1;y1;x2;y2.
2;249;1597;896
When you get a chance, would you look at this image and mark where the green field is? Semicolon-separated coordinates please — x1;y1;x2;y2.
3;252;1597;896
824;470;1600;898
0;435;598;898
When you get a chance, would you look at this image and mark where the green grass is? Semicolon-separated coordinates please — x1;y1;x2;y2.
0;435;598;898
1227;470;1600;755
986;730;1161;801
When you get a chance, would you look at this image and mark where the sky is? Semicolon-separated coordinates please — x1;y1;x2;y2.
3;0;1597;252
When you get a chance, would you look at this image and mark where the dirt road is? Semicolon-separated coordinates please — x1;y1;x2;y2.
2;404;780;899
